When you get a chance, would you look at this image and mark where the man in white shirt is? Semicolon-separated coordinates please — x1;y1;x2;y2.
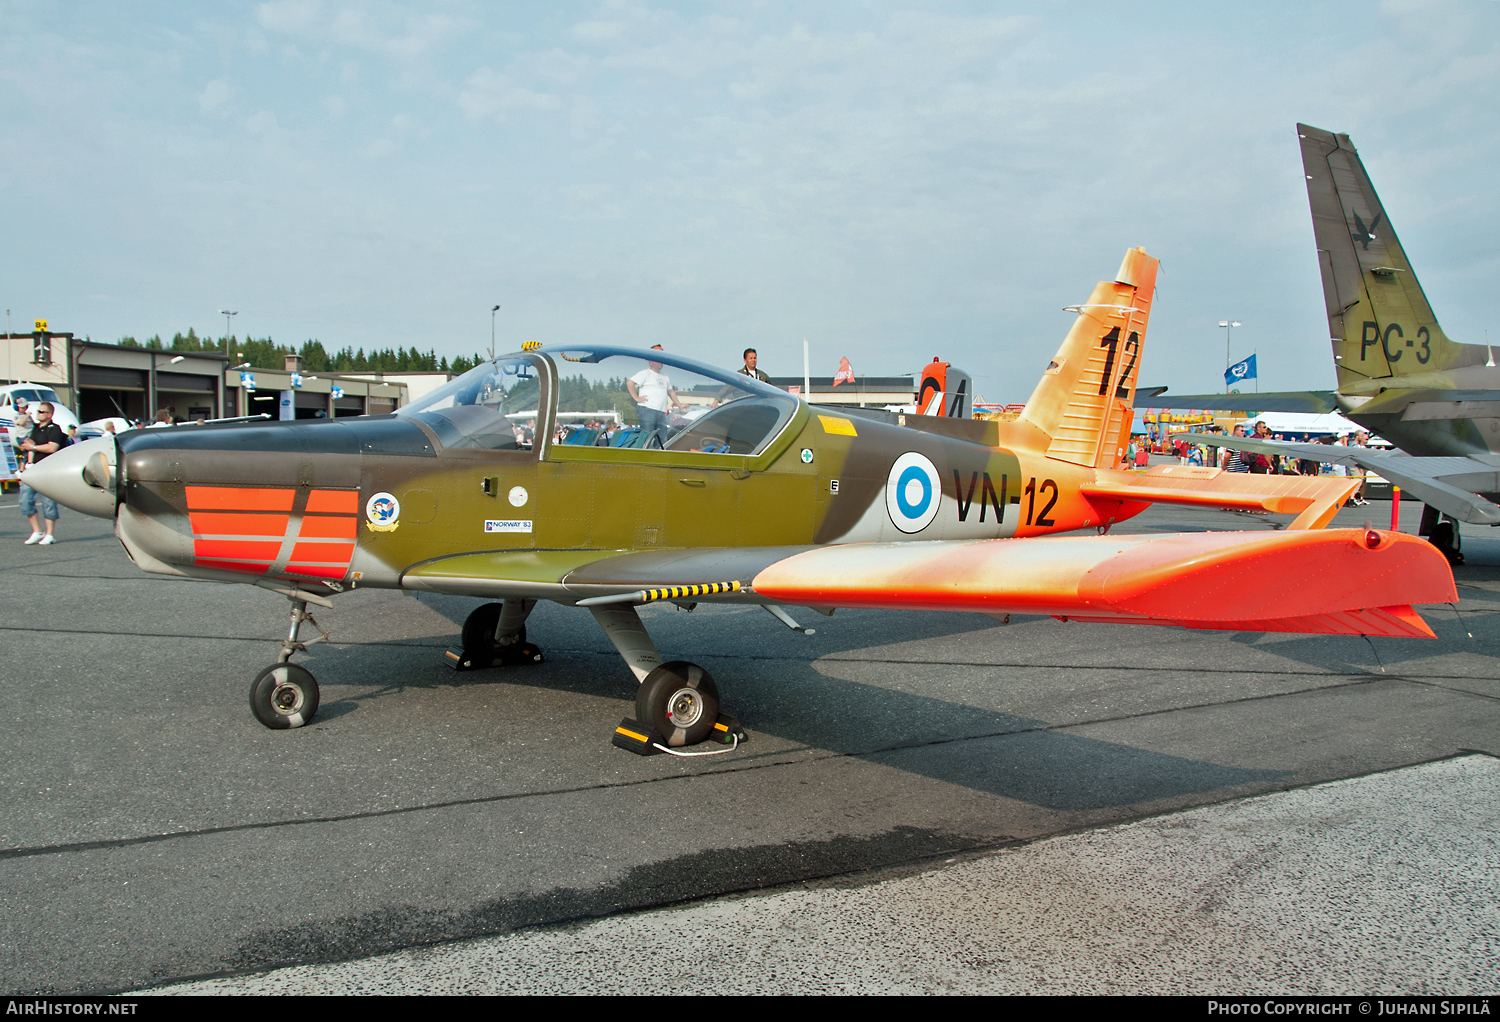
626;348;685;446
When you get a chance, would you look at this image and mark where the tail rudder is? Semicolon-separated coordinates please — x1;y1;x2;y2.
1019;247;1157;468
1299;123;1472;385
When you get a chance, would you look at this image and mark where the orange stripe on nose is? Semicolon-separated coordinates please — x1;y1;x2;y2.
286;564;348;579
306;490;360;513
189;512;290;537
299;515;358;539
185;487;295;511
194;559;271;575
194;539;283;560
290;542;354;563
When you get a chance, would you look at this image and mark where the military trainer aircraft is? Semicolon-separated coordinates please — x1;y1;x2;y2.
25;247;1455;753
1141;123;1500;564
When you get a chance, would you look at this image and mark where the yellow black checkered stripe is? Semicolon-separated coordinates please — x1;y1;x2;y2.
639;581;741;604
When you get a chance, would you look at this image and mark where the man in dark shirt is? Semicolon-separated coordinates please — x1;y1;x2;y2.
738;348;770;383
18;401;66;545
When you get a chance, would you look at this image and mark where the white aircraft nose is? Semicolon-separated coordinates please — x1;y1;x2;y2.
20;437;118;519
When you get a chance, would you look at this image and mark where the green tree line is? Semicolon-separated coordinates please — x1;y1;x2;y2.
117;330;485;375
556;375;639;423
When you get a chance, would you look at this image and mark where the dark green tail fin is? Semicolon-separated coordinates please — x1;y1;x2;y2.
1299;123;1478;387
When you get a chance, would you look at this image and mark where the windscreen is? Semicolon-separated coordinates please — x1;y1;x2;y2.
396;357;542;450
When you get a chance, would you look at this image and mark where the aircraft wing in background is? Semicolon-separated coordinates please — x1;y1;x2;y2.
1133;390;1339;414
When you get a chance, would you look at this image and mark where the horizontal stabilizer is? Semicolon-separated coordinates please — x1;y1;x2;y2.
752;529;1454;638
1085;466;1358;528
1210;435;1500;526
1133;390;1338;414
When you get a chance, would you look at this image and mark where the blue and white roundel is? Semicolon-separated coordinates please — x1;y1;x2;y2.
886;452;941;534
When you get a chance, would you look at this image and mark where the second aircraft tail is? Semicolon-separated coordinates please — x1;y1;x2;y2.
1299;123;1480;386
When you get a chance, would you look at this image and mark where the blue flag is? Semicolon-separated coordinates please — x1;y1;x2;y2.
1225;354;1257;386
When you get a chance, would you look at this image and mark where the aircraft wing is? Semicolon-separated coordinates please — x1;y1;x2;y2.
1133;390;1339;414
406;530;1455;640
1210;435;1500;526
750;530;1452;639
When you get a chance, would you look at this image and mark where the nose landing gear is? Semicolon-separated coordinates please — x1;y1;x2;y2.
249;594;331;729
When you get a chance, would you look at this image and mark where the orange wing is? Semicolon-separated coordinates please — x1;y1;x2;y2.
751;528;1454;639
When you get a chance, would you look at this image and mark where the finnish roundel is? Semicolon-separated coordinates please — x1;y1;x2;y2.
885;452;941;534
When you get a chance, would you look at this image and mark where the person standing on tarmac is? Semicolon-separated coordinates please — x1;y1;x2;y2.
17;401;66;545
1349;430;1372;506
738;348;770;383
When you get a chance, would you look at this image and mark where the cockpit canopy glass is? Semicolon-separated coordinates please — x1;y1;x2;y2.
543;349;796;456
395;357;542;450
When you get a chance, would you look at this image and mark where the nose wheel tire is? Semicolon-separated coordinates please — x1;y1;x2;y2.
250;663;321;729
636;661;720;748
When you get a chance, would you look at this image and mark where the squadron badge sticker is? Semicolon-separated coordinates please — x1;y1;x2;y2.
886;452;942;534
365;491;401;532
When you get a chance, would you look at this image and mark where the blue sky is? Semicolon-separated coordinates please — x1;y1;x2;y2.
3;1;1497;402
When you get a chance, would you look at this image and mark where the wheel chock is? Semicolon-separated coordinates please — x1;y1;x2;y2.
442;646;480;671
612;713;750;756
612;718;661;756
442;643;545;672
710;713;748;744
438;645;480;669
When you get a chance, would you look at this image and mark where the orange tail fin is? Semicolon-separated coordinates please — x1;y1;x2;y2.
1019;247;1157;468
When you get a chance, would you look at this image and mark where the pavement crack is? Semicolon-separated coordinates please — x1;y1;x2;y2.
3;668;1467;865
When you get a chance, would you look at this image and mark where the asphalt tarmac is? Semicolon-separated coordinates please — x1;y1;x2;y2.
2;493;1497;994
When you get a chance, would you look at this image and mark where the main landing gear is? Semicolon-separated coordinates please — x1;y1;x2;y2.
588;604;746;757
445;599;545;670
1419;504;1465;566
249;594;331;729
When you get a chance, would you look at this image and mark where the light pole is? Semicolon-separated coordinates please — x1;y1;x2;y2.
219;310;238;356
1219;320;1241;392
148;353;186;421
490;304;500;361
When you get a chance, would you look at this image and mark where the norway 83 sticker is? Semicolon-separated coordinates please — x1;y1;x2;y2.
886;452;941;534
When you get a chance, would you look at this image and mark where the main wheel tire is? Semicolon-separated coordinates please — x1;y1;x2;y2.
636;661;720;748
249;663;320;729
1430;520;1465;565
461;603;502;658
461;603;527;663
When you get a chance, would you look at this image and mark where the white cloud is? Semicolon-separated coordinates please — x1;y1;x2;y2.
256;1;469;63
458;68;561;121
245;110;279;133
362;138;395;159
198;78;232;112
572;20;625;44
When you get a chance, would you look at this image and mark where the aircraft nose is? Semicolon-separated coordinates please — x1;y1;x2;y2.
20;437;118;519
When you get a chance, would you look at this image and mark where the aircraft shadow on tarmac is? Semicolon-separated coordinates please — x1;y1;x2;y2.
310;600;1290;814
